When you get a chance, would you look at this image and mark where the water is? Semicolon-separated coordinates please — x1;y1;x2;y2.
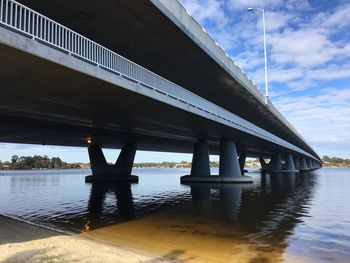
0;168;349;262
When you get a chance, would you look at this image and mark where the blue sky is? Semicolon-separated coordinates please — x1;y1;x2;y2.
0;0;349;162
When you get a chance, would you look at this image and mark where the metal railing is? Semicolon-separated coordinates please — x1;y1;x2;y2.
0;0;318;161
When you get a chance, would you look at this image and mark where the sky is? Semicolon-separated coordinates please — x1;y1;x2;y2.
0;0;349;162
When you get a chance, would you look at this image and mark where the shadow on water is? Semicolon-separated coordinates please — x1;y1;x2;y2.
87;182;136;224
82;172;318;262
85;172;317;231
1;169;319;261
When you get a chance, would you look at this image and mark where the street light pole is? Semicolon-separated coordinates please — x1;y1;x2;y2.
247;8;269;104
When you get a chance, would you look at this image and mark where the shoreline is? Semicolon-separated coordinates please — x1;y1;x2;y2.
0;214;174;263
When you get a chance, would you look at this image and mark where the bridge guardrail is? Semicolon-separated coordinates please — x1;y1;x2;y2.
0;0;319;161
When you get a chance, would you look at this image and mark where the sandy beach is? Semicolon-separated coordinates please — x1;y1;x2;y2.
0;215;174;263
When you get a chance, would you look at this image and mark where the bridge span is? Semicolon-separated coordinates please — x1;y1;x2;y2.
0;0;321;183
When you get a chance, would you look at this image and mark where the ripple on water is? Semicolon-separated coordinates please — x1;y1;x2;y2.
0;168;350;262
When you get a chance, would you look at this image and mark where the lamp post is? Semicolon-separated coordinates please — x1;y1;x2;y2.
247;8;269;104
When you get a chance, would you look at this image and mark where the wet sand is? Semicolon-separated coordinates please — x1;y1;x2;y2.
0;213;319;263
83;214;286;263
0;215;174;263
82;209;312;263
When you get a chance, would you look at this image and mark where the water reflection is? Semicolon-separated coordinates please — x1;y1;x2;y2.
82;172;318;262
179;172;317;260
87;182;135;225
188;183;245;222
4;169;348;262
84;172;317;235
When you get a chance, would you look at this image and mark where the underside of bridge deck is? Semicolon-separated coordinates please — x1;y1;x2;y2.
15;0;319;160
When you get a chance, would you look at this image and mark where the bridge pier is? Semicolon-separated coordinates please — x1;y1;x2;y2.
284;154;298;172
293;157;300;170
218;140;252;183
259;157;269;171
311;160;319;170
309;160;314;170
306;159;312;170
238;153;246;175
190;141;211;176
181;140;252;183
299;157;309;172
85;144;138;183
181;141;211;183
269;153;283;172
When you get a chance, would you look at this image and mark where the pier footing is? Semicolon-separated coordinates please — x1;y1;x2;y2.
86;144;138;183
269;170;299;173
85;175;139;183
180;175;253;183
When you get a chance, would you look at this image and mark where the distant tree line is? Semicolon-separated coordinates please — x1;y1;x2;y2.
0;155;83;170
133;161;221;168
322;155;350;167
133;161;191;168
133;159;262;168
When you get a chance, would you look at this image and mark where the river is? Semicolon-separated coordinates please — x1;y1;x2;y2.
0;168;349;262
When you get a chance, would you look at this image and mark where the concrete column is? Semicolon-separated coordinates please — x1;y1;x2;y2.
85;144;138;183
88;145;108;176
238;153;246;175
293;157;300;169
299;157;308;171
190;141;211;177
115;144;137;176
217;140;252;182
285;154;296;171
259;157;268;171
306;159;311;170
181;140;252;183
219;140;241;177
270;153;282;171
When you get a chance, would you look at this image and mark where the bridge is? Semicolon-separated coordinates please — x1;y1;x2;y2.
0;0;321;183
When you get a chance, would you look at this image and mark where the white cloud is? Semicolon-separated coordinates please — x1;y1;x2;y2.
264;11;292;32
269;68;304;82
321;3;350;29
274;88;350;157
227;0;311;11
307;64;350;81
181;0;227;26
227;0;283;10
